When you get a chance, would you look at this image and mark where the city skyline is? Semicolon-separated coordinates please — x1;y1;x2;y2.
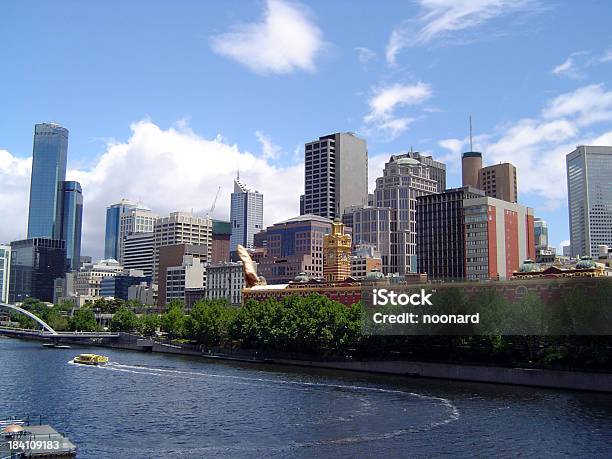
2;1;612;259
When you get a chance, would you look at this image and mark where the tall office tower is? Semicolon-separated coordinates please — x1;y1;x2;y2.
416;187;485;281
56;181;83;271
373;155;438;274
479;163;518;203
463;197;535;280
104;199;137;260
229;177;263;252
303;132;368;220
9;238;67;303
153;212;212;284
257;215;333;284
461;151;482;188
157;243;208;309
0;245;10;303
118;205;157;263
27;123;68;239
534;217;548;251
403;151;447;191
122;232;155;277
567;146;612;258
323;220;351;282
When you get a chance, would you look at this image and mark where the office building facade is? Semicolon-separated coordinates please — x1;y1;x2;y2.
122;232;155;278
104;199;137;260
153;212;212;284
461;151;482;189
0;245;10;303
206;261;247;305
534;217;548;251
75;259;123;297
229;177;263;253
100;269;151;301
27;123;69;239
479;163;518;203
566;146;612;257
212;220;231;263
463;197;535;280
57;181;83;271
373;155;438;274
302;132;368;220
257;215;333;284
417;187;485;281
118;205;157;262
157;243;208;308
9;238;67;303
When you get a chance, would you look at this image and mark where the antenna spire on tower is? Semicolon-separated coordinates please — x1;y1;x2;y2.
469;115;474;152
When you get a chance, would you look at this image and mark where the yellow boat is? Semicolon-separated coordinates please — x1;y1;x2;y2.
73;354;109;365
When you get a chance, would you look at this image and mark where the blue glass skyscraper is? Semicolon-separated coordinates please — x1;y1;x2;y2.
104;199;137;260
57;181;83;271
27;123;68;239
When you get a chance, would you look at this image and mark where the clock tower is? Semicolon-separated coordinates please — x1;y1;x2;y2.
323;219;351;282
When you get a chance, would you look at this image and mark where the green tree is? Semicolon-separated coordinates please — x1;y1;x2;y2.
160;302;186;339
109;307;139;332
138;313;160;336
69;308;100;332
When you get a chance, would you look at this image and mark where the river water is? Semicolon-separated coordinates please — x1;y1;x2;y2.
1;338;611;458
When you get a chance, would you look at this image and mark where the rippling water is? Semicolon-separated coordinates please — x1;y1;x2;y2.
1;338;611;458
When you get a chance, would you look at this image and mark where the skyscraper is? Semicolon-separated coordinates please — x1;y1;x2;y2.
57;181;83;271
118;205;157;263
373;155;438;274
27;123;68;239
302;132;368;219
229;177;263;252
566;146;612;257
104;199;137;260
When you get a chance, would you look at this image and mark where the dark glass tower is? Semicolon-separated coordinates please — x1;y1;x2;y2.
104;199;137;260
57;181;83;271
27;123;68;239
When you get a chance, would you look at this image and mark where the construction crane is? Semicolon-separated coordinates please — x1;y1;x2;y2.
207;185;221;217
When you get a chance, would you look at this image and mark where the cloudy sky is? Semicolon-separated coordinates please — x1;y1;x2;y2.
2;0;612;259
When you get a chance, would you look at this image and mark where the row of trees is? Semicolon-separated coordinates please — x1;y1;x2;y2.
7;279;612;370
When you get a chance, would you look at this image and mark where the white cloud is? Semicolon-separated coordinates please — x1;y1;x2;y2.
210;0;324;75
542;83;612;126
363;82;432;139
552;57;577;78
0;150;31;244
355;47;376;64
600;48;612;63
0;121;303;259
386;0;534;65
255;130;281;160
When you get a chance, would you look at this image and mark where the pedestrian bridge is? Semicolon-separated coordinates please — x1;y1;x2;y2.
0;302;119;340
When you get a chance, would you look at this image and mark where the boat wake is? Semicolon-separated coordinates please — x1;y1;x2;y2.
91;361;461;450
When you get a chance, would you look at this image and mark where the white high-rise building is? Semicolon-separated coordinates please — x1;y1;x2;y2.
0;245;11;303
206;261;248;305
567;146;612;258
153;212;212;283
230;177;263;252
118;205;157;264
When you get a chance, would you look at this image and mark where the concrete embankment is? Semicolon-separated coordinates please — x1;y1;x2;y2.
98;333;612;393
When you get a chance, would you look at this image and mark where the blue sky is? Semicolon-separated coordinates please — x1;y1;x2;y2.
2;0;612;259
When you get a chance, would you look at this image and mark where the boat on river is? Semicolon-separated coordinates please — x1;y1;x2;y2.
73;354;109;365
